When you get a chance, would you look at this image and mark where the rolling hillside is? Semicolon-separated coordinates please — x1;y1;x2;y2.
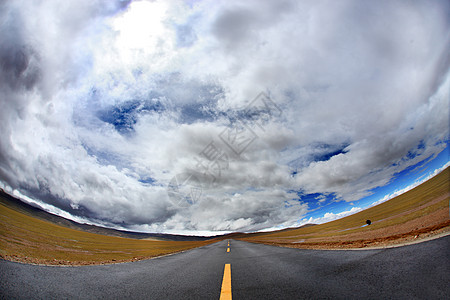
0;190;210;241
240;167;450;248
0;191;215;265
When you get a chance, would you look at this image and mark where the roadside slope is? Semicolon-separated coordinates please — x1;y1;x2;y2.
0;200;213;265
0;189;209;241
240;167;450;249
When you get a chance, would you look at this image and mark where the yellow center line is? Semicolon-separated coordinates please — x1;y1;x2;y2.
219;264;232;300
227;247;230;252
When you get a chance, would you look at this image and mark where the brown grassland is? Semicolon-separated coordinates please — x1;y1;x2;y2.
0;202;214;265
239;167;450;249
0;167;448;265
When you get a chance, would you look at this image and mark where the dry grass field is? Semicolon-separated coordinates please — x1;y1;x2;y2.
239;167;450;249
0;201;213;265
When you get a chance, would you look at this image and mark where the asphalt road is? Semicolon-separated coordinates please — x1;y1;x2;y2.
1;236;449;299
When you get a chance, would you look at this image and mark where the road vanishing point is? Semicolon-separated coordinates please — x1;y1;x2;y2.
1;236;449;299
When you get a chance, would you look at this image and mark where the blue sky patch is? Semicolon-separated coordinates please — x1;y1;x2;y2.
97;98;164;134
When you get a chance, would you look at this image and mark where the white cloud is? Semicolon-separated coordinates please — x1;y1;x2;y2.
0;0;448;234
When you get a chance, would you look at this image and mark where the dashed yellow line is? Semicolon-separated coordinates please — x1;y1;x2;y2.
219;264;232;300
227;247;230;253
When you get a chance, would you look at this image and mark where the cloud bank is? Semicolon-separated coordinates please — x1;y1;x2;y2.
0;0;448;234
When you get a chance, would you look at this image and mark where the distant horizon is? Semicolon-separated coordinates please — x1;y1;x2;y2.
2;163;448;237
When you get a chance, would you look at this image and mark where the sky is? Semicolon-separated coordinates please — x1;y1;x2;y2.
0;0;449;236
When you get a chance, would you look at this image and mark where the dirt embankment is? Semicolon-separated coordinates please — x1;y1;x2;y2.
287;219;450;250
241;169;450;250
243;203;450;250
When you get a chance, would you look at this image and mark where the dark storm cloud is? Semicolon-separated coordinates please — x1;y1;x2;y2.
0;4;41;187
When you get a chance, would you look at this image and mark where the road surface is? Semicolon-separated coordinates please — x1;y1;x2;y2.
1;236;449;299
